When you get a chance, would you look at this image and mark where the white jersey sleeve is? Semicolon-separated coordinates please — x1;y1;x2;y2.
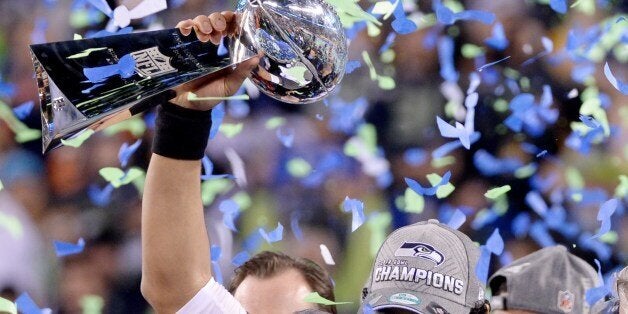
176;278;247;314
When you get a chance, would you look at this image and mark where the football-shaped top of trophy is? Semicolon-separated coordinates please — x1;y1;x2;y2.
231;0;348;104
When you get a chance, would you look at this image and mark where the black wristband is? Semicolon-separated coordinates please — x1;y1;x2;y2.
152;101;212;160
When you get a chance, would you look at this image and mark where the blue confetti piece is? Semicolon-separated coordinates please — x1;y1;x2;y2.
345;60;362;74
83;54;136;83
242;231;263;253
328;97;368;134
591;199;618;239
438;36;459;82
210;245;223;284
210;103;225;139
544;205;566;230
0;81;16;98
571;63;596;83
434;0;495;25
276;127;294;148
362;304;375;314
436;116;473;149
259;222;284;244
526;191;548;217
88;183;114;207
529;222;555;247
536;150;548;158
504;94;535;132
485;22;509;51
404;171;452;196
290;212;304;241
391;0;417;34
85;0;113;16
342;197;366;232
549;0;567;14
118;139;142;168
379;33;397;54
475;246;491;285
217;38;228;56
13;101;35;120
30;17;48;44
486;228;504;255
446;209;466;230
232;251;250;267
473;150;523;176
603;62;628;95
219;200;240;232
580;115;600;128
499;251;513;267
432;132;481;159
477;56;511;72
471;209;499;230
403;148;427;166
87;26;133;39
512;213;531;238
15;293;44;314
585;259;609;305
579;235;612;262
201;156;231;181
53;237;86;257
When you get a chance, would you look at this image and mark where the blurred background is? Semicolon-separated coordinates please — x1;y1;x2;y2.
0;0;626;312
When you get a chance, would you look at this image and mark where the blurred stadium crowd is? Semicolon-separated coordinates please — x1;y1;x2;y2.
0;0;626;312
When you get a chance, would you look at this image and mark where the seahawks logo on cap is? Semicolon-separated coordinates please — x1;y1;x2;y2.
395;242;444;266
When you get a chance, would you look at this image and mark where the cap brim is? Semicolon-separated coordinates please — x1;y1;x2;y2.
358;288;469;314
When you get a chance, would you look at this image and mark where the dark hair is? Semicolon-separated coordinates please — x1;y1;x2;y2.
228;251;337;314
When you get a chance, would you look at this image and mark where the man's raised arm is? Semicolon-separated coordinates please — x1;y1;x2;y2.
140;12;258;313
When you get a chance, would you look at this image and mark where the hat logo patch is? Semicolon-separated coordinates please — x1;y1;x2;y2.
389;292;421;305
395;242;445;266
557;290;574;313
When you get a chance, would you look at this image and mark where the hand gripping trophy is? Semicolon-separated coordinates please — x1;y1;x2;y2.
30;0;348;153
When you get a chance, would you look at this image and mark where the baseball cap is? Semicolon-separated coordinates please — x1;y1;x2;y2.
359;219;486;314
489;245;601;314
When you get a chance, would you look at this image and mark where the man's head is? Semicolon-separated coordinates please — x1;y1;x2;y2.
489;245;601;314
360;219;489;314
228;251;336;313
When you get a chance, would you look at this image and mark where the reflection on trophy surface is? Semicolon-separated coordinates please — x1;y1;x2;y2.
30;0;347;153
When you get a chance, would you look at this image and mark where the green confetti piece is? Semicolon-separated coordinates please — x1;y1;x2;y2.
0;296;16;314
494;195;509;215
303;292;352;306
571;193;583;203
565;167;585;190
431;156;456;168
280;65;310;85
520;77;530;91
362;51;377;81
358;124;378;153
232;191;252;210
188;92;249;102
0;211;23;240
103;116;146;137
599;231;618;244
571;0;595;15
493;99;509;112
371;1;395;17
286;158;312;178
265;117;286;130
80;295;104;314
0;100;42;143
201;179;233;206
99;167;144;188
403;188;425;214
461;44;485;58
219;123;244;138
367;211;391;256
426;173;455;199
325;0;381;28
61;129;95;148
485;185;511;199
615;175;628;198
67;48;107;59
377;76;396;90
580;87;610;137
514;164;537;179
380;50;396;64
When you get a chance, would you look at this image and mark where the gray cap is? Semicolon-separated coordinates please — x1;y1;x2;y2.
617;266;628;314
359;219;486;313
489;245;601;314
